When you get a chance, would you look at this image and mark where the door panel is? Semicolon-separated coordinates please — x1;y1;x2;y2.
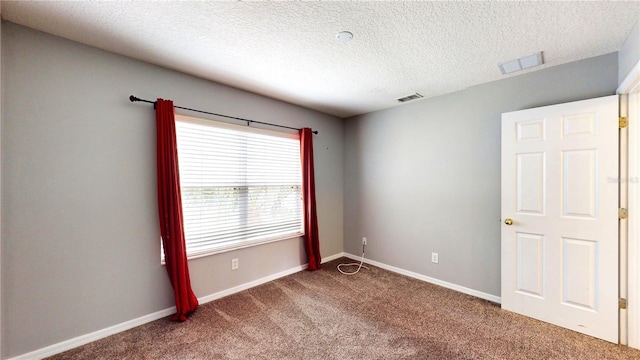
516;232;545;297
517;152;545;214
562;237;597;309
501;95;619;343
562;149;597;218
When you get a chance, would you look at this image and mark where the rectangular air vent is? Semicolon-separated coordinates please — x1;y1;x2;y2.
397;93;424;102
499;52;544;75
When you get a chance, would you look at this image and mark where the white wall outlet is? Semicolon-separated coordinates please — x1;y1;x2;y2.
431;252;439;264
362;237;367;246
231;258;239;270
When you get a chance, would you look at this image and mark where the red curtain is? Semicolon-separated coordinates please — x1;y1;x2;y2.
156;98;199;321
300;128;322;270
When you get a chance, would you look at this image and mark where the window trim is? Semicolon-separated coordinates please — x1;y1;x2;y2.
176;114;300;142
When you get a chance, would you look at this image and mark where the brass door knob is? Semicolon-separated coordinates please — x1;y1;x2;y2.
504;218;513;225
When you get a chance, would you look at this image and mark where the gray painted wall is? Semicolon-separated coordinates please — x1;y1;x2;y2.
343;53;619;297
1;22;344;358
619;20;639;84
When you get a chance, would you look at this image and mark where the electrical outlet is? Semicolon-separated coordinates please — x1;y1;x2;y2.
362;237;367;246
231;258;239;270
431;253;439;264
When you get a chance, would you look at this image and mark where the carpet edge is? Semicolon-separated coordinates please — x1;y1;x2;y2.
342;252;502;304
12;254;347;360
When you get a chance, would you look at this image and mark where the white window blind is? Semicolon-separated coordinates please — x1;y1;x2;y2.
173;115;303;258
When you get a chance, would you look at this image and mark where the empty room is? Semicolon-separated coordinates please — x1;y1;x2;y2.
1;1;640;359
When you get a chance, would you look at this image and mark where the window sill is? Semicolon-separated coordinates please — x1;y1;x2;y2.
161;232;304;264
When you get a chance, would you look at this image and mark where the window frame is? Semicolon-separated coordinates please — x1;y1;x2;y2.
165;114;304;260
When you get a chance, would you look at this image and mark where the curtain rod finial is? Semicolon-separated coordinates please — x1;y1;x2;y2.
129;95;139;102
313;130;319;135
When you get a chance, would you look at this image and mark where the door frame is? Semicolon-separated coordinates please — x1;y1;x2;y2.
619;60;640;349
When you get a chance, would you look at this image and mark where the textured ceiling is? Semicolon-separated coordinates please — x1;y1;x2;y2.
1;1;639;118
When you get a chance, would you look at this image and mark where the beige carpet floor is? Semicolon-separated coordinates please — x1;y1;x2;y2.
47;258;640;359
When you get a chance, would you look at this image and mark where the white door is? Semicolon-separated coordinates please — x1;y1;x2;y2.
501;95;619;343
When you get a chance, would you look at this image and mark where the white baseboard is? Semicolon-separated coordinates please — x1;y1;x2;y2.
197;264;307;304
342;252;502;304
6;307;176;360
8;251;496;359
320;252;344;263
6;255;341;360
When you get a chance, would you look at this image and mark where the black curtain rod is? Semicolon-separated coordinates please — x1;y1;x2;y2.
129;95;318;135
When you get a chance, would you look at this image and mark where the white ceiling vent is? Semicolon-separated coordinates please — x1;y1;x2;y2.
499;52;544;75
397;93;424;103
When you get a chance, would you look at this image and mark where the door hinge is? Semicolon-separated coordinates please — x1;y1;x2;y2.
620;298;628;310
620;116;628;128
619;208;628;220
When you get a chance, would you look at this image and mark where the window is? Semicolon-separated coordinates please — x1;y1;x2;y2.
171;115;303;259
